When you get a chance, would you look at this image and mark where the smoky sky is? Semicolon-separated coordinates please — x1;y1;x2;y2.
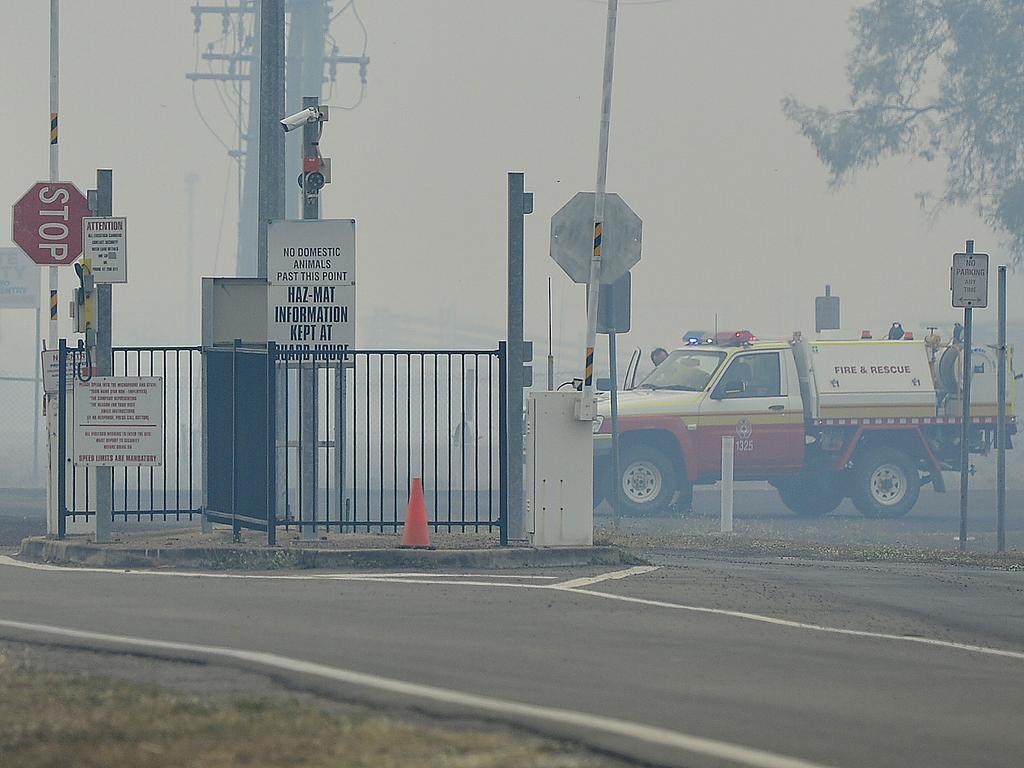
1;0;1019;377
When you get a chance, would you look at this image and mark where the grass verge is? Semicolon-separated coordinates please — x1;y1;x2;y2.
0;649;610;768
595;527;1024;569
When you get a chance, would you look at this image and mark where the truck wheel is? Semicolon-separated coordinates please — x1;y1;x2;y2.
850;448;920;518
617;444;679;516
775;475;843;517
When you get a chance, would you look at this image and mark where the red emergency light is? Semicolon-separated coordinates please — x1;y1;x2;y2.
715;330;757;346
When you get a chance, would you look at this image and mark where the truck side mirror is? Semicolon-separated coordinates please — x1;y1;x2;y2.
596;377;612;392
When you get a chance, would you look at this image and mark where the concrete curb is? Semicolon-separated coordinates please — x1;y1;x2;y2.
18;536;626;570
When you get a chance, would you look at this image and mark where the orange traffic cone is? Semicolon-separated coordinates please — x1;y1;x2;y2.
401;478;433;548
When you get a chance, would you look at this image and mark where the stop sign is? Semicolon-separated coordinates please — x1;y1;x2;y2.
11;181;91;265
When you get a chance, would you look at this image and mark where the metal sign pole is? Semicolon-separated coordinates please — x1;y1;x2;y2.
958;240;975;552
299;96;319;542
93;170;113;544
996;265;1007;553
579;0;619;422
45;0;60;535
608;331;621;529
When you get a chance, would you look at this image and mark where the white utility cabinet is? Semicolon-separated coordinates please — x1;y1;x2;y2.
525;391;593;546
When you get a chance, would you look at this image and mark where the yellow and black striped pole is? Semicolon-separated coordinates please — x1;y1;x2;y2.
580;0;618;422
50;111;58;145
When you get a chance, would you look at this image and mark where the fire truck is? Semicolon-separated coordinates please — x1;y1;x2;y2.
593;333;1017;517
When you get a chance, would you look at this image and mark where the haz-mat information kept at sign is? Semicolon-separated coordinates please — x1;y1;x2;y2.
73;377;163;466
267;219;355;352
951;251;989;308
83;217;127;283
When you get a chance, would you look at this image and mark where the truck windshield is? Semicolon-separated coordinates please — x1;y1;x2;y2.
637;350;727;392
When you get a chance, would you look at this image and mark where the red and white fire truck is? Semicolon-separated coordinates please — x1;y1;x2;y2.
593;333;1017;517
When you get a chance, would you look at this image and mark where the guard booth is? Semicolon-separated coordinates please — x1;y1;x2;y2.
202;278;276;540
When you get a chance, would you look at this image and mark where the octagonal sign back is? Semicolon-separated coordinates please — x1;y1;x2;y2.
550;192;642;284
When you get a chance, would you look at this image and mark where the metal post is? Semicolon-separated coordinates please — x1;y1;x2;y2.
958;239;975;552
721;436;734;533
257;0;285;278
299;95;319;541
93;170;113;544
547;277;555;391
45;0;60;535
996;265;1007;553
266;341;278;546
231;339;241;542
33;304;41;485
608;331;621;529
507;172;532;541
498;341;509;546
580;0;619;422
57;338;67;540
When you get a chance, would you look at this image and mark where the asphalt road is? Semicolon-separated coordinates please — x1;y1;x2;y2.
0;556;1021;767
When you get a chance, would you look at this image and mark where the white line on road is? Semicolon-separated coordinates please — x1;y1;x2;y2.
2;556;1021;661
0;617;835;768
567;588;1024;662
552;565;661;589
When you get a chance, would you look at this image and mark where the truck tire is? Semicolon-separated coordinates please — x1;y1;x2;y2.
850;447;921;518
617;444;679;516
775;475;844;517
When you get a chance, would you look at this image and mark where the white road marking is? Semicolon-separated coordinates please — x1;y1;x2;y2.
2;555;1020;661
568;588;1024;662
0;617;835;768
552;565;661;589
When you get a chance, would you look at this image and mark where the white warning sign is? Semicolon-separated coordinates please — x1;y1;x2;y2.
73;377;163;466
83;217;127;284
267;219;356;351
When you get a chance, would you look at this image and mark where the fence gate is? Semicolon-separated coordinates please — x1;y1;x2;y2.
267;344;508;544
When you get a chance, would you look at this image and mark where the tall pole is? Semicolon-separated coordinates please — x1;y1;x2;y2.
996;265;1007;553
958;239;974;552
45;0;60;534
257;0;285;278
608;331;621;529
507;172;532;541
299;95;319;541
93;170;113;544
579;0;619;422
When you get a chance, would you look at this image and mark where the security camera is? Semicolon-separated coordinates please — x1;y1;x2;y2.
280;107;320;133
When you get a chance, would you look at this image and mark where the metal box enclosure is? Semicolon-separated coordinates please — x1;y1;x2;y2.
201;277;268;348
525;391;593;546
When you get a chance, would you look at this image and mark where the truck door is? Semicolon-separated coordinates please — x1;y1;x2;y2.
696;351;805;477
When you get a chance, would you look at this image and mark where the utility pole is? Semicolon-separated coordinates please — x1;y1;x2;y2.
92;170;113;544
257;0;285;278
579;0;619;422
187;1;368;275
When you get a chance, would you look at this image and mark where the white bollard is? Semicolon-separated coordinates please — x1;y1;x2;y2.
721;436;734;533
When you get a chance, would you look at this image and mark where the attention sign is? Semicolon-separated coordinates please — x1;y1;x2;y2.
267;219;356;351
83;217;127;283
73;377;164;466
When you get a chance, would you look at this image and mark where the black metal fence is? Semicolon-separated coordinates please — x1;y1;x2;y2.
58;341;508;543
58;343;203;530
267;344;508;541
